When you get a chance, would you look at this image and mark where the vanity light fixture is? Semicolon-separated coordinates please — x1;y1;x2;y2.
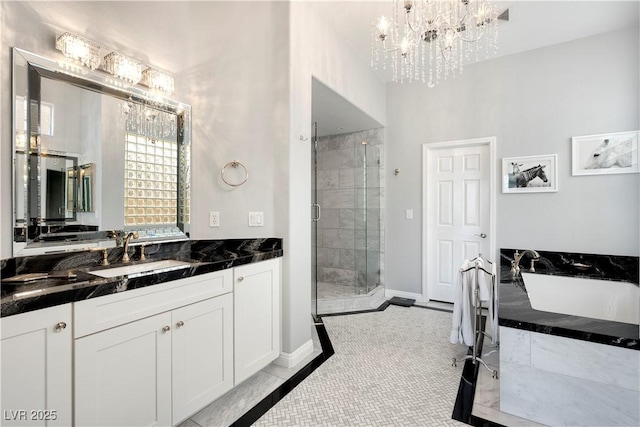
54;31;174;96
55;32;101;70
103;52;143;85
141;67;175;96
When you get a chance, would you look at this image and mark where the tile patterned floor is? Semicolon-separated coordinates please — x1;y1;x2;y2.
255;306;469;426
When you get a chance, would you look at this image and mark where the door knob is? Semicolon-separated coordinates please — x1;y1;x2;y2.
176;320;185;329
162;326;171;333
54;322;67;332
474;233;487;239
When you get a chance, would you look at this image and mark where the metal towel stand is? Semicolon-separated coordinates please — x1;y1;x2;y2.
452;254;499;379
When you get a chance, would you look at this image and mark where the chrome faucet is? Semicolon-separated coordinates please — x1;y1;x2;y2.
121;232;139;263
107;230;124;246
511;249;540;278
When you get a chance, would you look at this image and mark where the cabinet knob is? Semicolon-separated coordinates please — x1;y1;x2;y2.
237;276;244;282
54;321;67;332
162;325;171;333
176;320;185;329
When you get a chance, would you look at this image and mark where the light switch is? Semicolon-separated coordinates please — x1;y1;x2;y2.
406;209;414;220
248;212;264;227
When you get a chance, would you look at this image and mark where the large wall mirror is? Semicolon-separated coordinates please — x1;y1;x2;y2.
12;48;191;256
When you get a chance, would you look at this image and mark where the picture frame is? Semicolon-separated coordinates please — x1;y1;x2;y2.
502;154;558;194
572;131;639;176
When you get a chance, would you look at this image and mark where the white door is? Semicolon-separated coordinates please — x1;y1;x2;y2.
75;312;172;427
425;142;492;303
172;294;234;425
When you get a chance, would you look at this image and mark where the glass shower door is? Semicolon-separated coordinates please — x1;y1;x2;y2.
311;122;319;320
354;141;381;295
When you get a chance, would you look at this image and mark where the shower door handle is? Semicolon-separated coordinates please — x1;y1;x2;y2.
312;204;321;222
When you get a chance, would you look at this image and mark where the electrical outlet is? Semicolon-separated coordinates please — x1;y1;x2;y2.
406;209;414;220
209;211;220;227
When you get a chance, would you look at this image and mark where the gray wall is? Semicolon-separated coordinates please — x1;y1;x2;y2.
385;26;640;295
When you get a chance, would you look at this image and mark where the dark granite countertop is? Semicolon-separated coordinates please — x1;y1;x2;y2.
1;238;283;318
498;249;639;351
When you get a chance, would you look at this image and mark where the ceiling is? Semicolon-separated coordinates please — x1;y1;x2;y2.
311;0;639;136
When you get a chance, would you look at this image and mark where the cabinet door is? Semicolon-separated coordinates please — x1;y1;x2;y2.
1;304;72;427
234;258;281;384
75;312;172;427
171;294;233;425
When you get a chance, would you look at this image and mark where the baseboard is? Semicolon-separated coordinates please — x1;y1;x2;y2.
385;289;423;303
273;339;314;369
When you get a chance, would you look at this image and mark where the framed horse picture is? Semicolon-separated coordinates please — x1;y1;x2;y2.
502;154;558;193
572;131;639;176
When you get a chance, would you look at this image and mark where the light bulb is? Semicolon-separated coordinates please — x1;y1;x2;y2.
400;37;410;57
377;16;390;40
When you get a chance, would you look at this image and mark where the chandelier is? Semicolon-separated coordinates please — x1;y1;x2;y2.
371;0;504;86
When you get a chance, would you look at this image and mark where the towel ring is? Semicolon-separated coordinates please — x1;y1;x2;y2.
221;161;248;187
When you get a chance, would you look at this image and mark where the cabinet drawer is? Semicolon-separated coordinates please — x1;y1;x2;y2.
74;269;232;338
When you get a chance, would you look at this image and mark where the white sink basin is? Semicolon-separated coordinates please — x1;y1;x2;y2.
89;260;192;278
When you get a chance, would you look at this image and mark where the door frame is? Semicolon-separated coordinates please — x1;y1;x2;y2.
421;137;497;303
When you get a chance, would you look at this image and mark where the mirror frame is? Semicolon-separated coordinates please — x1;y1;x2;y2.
12;48;191;256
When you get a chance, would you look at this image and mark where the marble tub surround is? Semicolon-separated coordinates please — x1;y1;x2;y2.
1;238;283;317
499;248;640;427
500;326;640;427
499;248;639;350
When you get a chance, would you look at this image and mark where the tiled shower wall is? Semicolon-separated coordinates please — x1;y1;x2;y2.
315;128;384;295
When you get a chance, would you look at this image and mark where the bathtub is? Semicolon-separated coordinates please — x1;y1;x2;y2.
521;272;640;325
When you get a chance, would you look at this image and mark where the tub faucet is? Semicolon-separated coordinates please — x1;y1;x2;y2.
511;249;540;278
121;232;139;263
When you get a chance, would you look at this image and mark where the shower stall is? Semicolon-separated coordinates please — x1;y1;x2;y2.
311;126;385;316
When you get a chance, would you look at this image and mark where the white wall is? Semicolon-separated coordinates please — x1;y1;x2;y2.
283;1;385;352
385;27;640;295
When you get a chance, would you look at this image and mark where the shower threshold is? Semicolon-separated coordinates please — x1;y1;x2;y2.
317;284;386;315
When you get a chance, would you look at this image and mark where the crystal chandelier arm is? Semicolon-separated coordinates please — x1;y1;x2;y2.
456;31;485;43
404;9;422;33
380;39;401;53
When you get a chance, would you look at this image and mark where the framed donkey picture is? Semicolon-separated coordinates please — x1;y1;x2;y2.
502;154;558;194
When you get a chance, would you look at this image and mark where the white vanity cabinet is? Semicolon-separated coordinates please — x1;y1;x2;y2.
1;304;72;427
1;257;281;427
74;269;234;427
171;293;233;424
74;311;173;426
234;258;281;384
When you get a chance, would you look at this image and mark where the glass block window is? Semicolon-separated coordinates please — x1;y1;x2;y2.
124;133;178;226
